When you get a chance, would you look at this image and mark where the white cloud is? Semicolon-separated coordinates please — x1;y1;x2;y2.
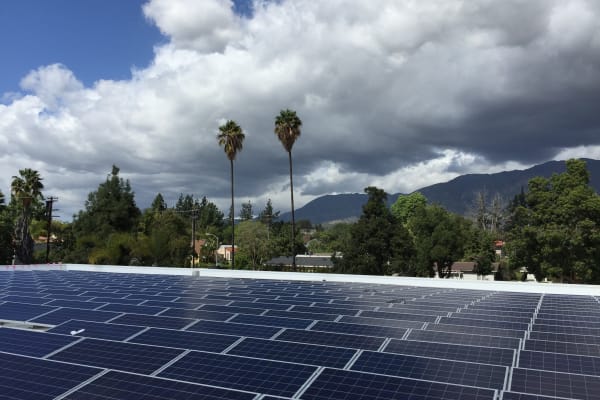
1;0;600;219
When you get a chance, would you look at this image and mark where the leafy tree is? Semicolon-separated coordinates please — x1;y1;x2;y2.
0;191;14;264
236;220;269;269
240;200;253;221
275;109;302;269
465;228;496;277
196;196;224;231
335;187;396;275
11;168;44;263
151;193;167;212
259;199;279;226
508;159;600;283
391;192;427;225
217;120;245;269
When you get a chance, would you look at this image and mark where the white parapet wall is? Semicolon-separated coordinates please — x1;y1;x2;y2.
1;264;599;296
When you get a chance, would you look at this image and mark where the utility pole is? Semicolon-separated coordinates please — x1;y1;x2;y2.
191;209;198;267
45;197;58;263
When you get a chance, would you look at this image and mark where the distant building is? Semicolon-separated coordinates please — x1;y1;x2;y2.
264;254;334;271
217;245;238;262
436;261;498;280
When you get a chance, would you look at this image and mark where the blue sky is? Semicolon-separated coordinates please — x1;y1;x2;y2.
1;0;599;219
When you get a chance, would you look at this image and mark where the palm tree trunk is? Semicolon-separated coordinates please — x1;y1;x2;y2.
289;151;296;271
230;159;235;269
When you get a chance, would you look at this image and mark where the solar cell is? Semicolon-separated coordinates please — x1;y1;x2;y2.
229;300;291;310
0;327;78;357
529;330;600;345
426;322;525;338
186;319;281;338
1;295;52;305
359;310;439;323
44;299;108;309
351;350;507;389
501;391;566;400
62;370;257;400
0;351;102;400
227;337;357;368
384;339;515;366
510;367;600;399
301;367;496;400
265;309;340;322
129;327;239;353
438;316;529;331
525;338;600;357
49;338;184;374
339;315;425;329
47;320;146;341
201;304;265;315
160;307;235;321
97;303;167;315
532;323;600;336
158;350;317;397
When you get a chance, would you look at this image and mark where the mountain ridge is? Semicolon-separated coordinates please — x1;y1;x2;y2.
279;159;600;224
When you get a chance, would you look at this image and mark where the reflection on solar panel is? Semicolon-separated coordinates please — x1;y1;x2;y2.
158;351;317;397
2;269;600;399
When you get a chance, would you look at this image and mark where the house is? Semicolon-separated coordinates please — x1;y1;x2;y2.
264;254;334;271
436;261;498;280
217;245;238;262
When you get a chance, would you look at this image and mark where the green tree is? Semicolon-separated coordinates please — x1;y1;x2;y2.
218;120;245;269
11;168;44;264
151;193;167;212
335;187;396;275
0;191;14;264
508;159;600;283
240;200;253;221
391;192;427;225
275;109;302;270
236;220;269;269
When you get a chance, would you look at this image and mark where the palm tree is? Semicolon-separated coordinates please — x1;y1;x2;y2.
217;120;245;269
11;168;44;264
274;109;302;270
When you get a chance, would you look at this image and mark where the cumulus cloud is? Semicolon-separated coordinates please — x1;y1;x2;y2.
1;0;600;219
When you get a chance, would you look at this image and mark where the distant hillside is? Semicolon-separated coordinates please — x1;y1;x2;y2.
280;159;600;224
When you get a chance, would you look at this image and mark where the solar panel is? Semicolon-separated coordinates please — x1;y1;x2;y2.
129;327;239;353
1;295;52;305
0;301;56;321
426;322;525;338
311;320;408;339
47;320;146;341
0;327;78;357
0;351;102;400
289;305;362;316
229;300;291;310
109;313;195;330
229;313;314;329
31;307;122;325
186;319;281;338
351;350;507;389
339;315;425;329
510;367;600;399
158;350;317;397
438;316;529;331
227;337;357;368
519;350;600;376
501;392;565;400
301;367;496;400
201;304;265;315
384;339;515;366
265;309;340;321
276;328;385;351
524;338;600;357
97;303;167;315
62;370;257;400
407;329;521;349
44;299;108;309
160;307;235;321
528;330;600;345
359;310;439;323
49;338;184;375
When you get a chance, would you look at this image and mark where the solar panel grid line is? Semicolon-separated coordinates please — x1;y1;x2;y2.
226;313;240;322
103;312;126;323
221;336;247;354
150;349;191;376
292;366;325;399
378;337;392;352
52;369;111;400
123;326;151;341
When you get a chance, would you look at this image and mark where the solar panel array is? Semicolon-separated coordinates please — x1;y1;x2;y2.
0;270;599;399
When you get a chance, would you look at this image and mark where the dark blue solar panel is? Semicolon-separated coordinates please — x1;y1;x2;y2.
109;313;195;329
229;314;314;329
289;305;361;316
129;327;239;352
529;330;600;345
360;310;439;323
44;299;108;309
265;309;340;321
138;300;195;309
186;319;281;338
519;350;600;376
438;316;529;331
97;303;166;315
158;350;317;397
351;350;507;389
47;320;146;341
511;368;600;399
340;315;425;329
160;307;235;321
49;338;184;374
501;392;561;400
426;323;524;338
63;370;257;399
311;320;408;339
525;338;600;357
0;327;78;357
227;337;356;368
385;339;515;366
201;304;265;315
229;300;291;310
0;301;56;321
408;329;521;349
277;328;385;351
0;351;101;400
1;295;52;304
31;307;122;325
302;368;496;400
532;323;600;336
